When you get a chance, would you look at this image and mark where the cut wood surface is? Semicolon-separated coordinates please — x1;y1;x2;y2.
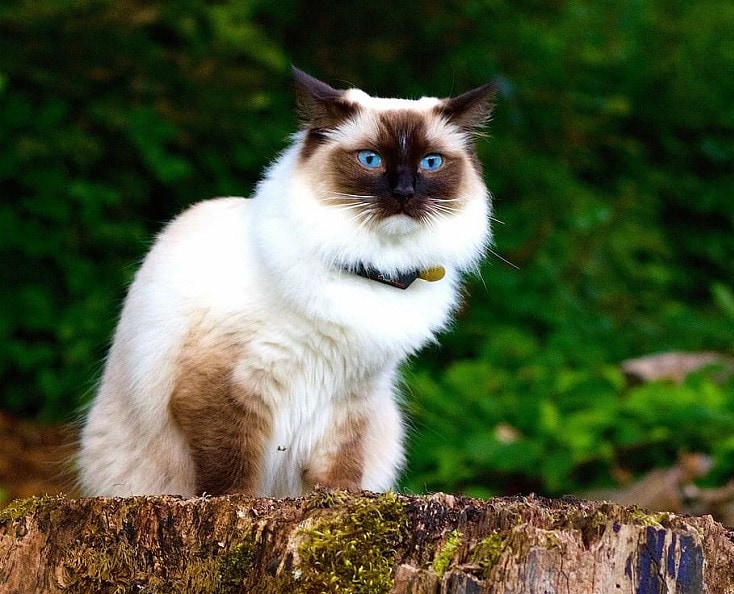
0;490;732;593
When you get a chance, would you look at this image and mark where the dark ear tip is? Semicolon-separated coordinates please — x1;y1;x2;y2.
291;64;307;80
438;78;501;130
291;65;313;87
486;76;503;99
291;67;355;128
291;66;344;101
466;79;501;103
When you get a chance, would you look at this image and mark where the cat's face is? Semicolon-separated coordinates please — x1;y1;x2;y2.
293;68;496;238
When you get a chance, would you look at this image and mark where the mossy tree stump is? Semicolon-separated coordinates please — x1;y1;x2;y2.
1;491;732;593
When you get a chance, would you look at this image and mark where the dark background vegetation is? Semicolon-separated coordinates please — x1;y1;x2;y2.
1;0;732;498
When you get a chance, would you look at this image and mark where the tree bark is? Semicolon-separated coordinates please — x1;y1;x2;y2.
1;490;732;593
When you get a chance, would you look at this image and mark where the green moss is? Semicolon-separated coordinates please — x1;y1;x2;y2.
432;529;463;577
539;529;564;549
628;509;671;528
470;533;506;578
284;490;406;594
0;495;63;523
217;531;258;593
304;487;351;511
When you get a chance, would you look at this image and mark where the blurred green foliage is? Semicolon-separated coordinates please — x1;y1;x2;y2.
0;0;732;497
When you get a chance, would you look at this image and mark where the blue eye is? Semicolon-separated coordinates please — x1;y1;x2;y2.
357;150;383;168
420;154;443;171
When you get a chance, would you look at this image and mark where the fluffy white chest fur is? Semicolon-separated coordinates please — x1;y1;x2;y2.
78;68;495;497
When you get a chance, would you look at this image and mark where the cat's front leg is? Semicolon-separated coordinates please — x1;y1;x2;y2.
303;413;366;491
304;387;405;493
169;359;272;496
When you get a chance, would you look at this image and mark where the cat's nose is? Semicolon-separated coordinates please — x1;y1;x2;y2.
392;186;415;204
392;169;415;204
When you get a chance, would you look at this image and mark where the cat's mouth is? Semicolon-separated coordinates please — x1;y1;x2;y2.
325;189;450;235
380;196;423;218
373;194;452;234
375;189;439;217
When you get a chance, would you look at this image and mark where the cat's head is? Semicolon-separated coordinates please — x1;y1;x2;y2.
292;66;496;237
271;67;496;279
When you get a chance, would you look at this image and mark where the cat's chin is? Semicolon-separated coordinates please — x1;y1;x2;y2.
374;214;422;236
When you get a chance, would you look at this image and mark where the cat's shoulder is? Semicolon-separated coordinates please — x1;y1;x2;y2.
130;197;259;311
154;197;252;245
169;196;251;227
140;197;255;280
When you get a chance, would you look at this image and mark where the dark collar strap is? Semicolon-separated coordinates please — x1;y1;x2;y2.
352;264;419;290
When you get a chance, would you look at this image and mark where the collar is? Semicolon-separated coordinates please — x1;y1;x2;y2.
351;263;445;290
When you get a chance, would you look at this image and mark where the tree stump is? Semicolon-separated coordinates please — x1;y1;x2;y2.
0;490;732;593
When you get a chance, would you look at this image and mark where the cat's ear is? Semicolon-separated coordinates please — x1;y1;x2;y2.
292;66;358;129
438;80;499;132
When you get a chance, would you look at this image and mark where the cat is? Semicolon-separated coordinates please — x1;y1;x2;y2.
78;67;496;498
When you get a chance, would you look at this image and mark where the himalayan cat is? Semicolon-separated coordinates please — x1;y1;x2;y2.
78;67;496;497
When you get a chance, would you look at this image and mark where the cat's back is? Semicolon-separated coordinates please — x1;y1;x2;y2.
128;197;261;315
140;197;253;285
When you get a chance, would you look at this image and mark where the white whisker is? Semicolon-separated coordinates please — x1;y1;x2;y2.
333;192;376;200
332;202;371;211
488;248;519;270
476;268;489;293
421;209;445;233
343;205;379;233
428;203;457;219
